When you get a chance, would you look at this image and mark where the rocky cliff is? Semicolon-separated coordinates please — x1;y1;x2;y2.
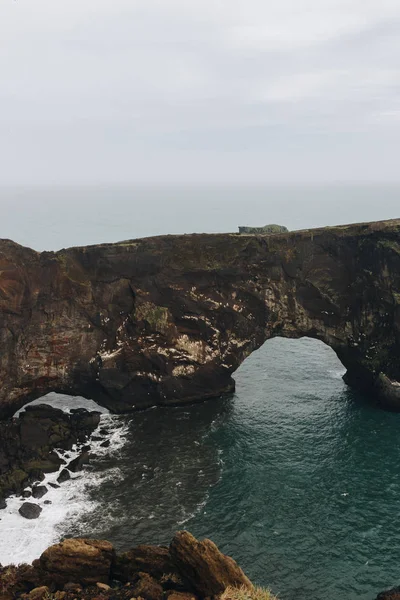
1;219;400;418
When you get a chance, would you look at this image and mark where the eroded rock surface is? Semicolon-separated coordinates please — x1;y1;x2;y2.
37;538;115;587
1;219;400;415
170;531;252;597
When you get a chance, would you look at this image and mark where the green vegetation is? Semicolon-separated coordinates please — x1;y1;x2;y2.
221;584;278;600
239;224;288;235
135;301;171;334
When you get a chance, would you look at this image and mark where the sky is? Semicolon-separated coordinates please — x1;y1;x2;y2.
1;0;400;184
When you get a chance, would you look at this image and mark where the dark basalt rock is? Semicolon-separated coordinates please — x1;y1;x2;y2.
19;502;42;519
32;485;48;499
57;469;71;483
1;220;400;416
67;452;90;473
0;404;100;502
49;482;60;489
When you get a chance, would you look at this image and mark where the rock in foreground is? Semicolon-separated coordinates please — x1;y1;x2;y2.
170;531;252;597
38;538;114;587
0;532;253;600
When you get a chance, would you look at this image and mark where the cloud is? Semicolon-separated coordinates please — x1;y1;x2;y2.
1;0;400;183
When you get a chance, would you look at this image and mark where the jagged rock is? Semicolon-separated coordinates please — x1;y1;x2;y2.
1;220;400;417
100;440;110;448
131;572;163;600
170;531;252;597
38;538;115;586
113;545;174;582
67;452;90;473
49;482;60;489
32;485;48;499
19;502;42;519
57;469;71;484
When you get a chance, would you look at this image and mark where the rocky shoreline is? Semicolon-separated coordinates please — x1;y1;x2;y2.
0;404;101;513
0;531;255;600
0;530;396;600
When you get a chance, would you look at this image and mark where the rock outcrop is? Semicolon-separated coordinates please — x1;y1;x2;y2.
37;539;115;587
170;531;252;597
1;219;400;416
0;532;252;600
0;404;100;503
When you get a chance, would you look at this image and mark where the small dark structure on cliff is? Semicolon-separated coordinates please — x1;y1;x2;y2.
238;224;288;234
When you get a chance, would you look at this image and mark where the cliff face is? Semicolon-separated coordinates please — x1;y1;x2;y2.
1;219;400;418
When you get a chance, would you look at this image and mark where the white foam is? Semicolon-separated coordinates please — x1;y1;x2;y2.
0;397;129;566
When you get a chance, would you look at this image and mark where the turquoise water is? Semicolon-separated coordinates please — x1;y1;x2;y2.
61;337;400;600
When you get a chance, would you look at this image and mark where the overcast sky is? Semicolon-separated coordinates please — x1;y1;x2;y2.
1;0;400;185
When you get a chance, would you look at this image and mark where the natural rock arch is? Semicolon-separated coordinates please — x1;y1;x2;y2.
1;219;400;418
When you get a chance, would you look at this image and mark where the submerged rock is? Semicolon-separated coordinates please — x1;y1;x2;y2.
19;502;42;519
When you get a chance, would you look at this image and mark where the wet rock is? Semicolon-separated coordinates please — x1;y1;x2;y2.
19;502;42;519
100;440;110;448
131;572;163;600
113;545;174;582
0;497;6;509
32;485;48;499
44;500;52;505
67;452;90;473
49;482;60;489
39;538;114;586
22;490;32;498
169;531;252;597
57;469;71;484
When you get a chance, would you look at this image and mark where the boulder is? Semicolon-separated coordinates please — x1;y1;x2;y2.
38;538;114;586
32;485;48;499
19;502;42;519
131;572;163;600
0;497;7;509
29;586;50;600
113;545;174;582
57;469;70;484
67;452;90;473
169;531;252;597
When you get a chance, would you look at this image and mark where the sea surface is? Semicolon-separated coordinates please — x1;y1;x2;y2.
1;186;400;599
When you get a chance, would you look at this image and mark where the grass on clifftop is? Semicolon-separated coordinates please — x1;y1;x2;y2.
221;584;278;600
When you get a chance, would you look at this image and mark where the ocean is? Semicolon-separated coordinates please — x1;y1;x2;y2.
1;185;400;599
